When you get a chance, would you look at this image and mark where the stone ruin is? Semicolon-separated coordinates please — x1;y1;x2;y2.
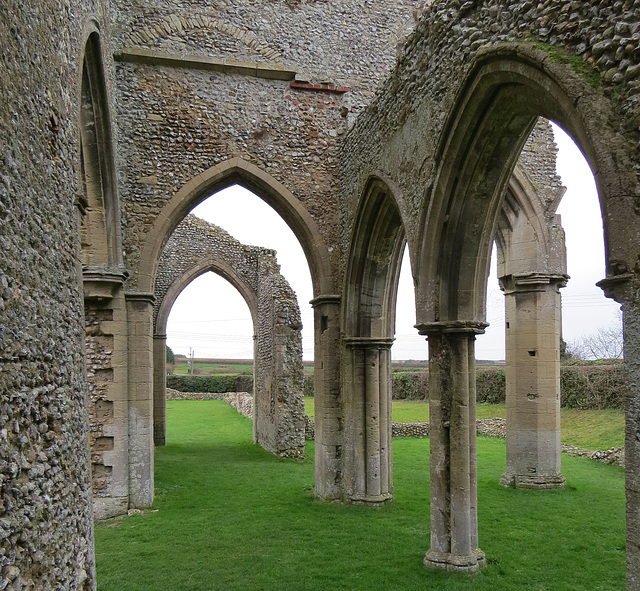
3;0;640;588
153;215;306;459
88;212;307;519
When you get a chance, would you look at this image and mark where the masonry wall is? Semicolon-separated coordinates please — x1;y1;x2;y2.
340;0;640;272
108;0;419;293
154;215;264;317
256;258;306;456
0;0;116;587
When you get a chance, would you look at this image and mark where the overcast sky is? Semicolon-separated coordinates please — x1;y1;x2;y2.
166;124;621;361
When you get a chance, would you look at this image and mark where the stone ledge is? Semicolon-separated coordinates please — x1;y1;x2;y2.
115;48;296;81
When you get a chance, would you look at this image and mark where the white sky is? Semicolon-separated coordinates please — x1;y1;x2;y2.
166;123;621;361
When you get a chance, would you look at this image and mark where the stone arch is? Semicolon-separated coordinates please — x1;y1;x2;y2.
414;47;637;329
136;157;333;297
341;7;640;574
155;258;259;335
78;29;121;271
152;215;305;457
413;47;637;574
340;177;406;504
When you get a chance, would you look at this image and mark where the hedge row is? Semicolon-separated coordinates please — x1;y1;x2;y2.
166;374;253;394
560;365;625;409
386;366;625;410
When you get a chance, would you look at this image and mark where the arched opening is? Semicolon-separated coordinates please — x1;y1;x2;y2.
130;159;337;498
341;177;406;504
415;48;636;574
78;32;120;270
136;158;332;298
152;206;307;458
166;273;256;361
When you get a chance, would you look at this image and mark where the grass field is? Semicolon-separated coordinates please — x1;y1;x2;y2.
303;398;625;450
95;400;625;591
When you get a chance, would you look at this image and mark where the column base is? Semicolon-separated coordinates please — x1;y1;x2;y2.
424;548;486;573
500;472;566;489
93;497;129;520
347;492;393;507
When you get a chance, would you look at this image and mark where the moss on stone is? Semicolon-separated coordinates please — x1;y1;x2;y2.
533;41;601;89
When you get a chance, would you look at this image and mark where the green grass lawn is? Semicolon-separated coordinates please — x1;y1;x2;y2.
304;398;625;450
95;400;625;591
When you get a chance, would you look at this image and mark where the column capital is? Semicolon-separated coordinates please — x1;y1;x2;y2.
596;272;634;304
82;266;129;302
124;291;156;305
153;333;167;340
499;272;569;294
415;320;488;337
309;294;341;308
343;336;394;349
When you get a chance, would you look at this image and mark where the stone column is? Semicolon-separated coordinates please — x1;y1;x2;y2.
83;269;130;519
252;333;258;445
125;292;155;508
418;321;486;574
343;337;394;505
597;274;634;589
499;273;566;489
152;333;167;447
311;295;343;500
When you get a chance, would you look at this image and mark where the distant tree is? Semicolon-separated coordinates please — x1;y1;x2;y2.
560;336;573;362
166;345;175;364
567;312;623;361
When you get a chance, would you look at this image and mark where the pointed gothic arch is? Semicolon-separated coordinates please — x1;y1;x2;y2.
411;46;638;574
78;30;121;270
136;158;333;297
340;177;407;504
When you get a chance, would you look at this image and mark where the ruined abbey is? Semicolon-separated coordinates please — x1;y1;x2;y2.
3;0;640;588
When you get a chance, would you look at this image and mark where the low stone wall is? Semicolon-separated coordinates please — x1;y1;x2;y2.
223;392;254;419
167;388;254;417
166;388;227;401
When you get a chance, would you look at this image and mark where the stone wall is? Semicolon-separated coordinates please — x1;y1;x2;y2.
155;214;305;457
0;0;115;587
256;259;306;457
110;0;420;295
340;0;640;276
154;214;268;322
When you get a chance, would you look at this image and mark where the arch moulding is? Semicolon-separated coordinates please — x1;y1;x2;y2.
136;157;334;297
416;46;638;328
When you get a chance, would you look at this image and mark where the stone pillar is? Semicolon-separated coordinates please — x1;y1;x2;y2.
499;273;566;489
311;295;343;500
252;333;258;445
597;274;635;589
342;337;394;505
83;269;130;519
418;321;486;574
125;292;155;508
152;334;167;447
